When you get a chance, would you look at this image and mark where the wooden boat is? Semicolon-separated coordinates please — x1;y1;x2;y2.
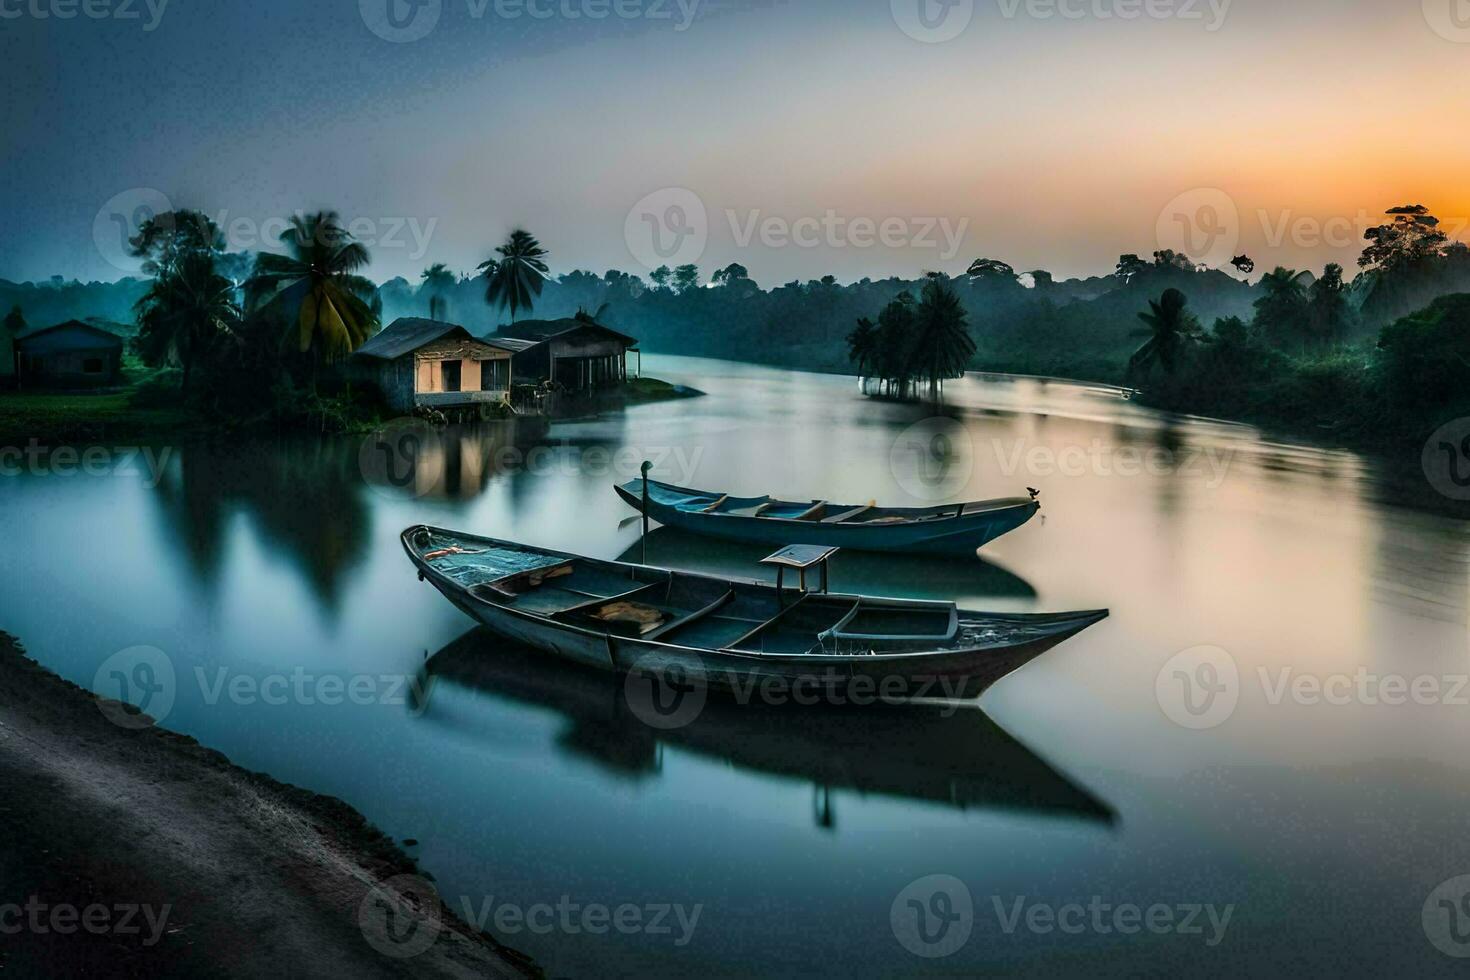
614;475;1040;555
402;525;1107;701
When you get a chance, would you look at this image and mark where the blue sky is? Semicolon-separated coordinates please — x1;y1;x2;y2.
3;0;1468;285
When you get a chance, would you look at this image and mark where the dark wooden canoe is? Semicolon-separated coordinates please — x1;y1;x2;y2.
402;525;1107;701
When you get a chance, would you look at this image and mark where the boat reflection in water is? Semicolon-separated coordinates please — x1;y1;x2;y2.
616;526;1038;602
416;628;1115;831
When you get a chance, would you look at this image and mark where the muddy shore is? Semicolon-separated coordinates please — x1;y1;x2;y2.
0;632;538;978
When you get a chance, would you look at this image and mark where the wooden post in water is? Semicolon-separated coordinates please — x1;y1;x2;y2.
640;459;652;566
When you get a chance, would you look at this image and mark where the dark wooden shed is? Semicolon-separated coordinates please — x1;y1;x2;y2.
486;319;637;391
13;321;124;388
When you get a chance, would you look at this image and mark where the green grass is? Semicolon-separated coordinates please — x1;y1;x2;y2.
0;360;199;445
623;376;704;402
0;389;197;445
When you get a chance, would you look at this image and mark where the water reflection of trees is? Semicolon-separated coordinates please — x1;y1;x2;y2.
151;438;371;613
152;420;561;612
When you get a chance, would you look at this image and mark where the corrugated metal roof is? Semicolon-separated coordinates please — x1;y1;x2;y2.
489;318;637;347
353;318;472;360
481;336;540;353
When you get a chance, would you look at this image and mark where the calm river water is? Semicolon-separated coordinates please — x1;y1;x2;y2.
5;355;1470;975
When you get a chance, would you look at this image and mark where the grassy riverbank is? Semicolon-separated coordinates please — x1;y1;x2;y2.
0;631;538;978
623;376;704;403
0;370;700;447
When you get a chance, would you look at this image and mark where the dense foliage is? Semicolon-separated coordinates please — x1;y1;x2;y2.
7;202;1470;447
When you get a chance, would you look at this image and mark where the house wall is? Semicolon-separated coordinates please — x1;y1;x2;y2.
16;347;121;387
356;334;514;413
549;335;628;390
507;343;551;385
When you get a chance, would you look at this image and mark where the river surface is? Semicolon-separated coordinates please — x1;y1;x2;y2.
5;355;1470;975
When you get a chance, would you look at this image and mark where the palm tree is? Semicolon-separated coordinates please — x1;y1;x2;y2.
847;316;879;385
420;263;455;321
1307;263;1351;348
1130;288;1199;377
1251;267;1310;347
243;211;378;361
134;251;240;393
129;209;226;278
909;277;976;400
478;229;549;324
3;305;25;337
875;291;917;398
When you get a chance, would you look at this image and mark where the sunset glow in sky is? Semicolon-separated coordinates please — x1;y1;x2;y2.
4;0;1469;284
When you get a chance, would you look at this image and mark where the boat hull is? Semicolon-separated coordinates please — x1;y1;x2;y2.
409;529;1106;704
614;483;1038;556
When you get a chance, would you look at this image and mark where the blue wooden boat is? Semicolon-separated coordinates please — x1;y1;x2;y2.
402;526;1107;702
614;475;1040;556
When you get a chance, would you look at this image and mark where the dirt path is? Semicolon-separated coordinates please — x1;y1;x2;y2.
0;632;539;978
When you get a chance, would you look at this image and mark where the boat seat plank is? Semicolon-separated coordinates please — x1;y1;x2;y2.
551;582;668;620
700;494;730;513
491;560;575;593
795;501;827;521
661;614;766;649
644;589;736;642
511;586;609;616
821;505;874;524
724;594;813;649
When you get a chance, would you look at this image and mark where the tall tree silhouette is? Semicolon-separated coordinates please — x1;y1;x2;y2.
479;229;549;323
420;263;455;320
135;251;240;392
1130;288;1199;377
909;276;975;400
